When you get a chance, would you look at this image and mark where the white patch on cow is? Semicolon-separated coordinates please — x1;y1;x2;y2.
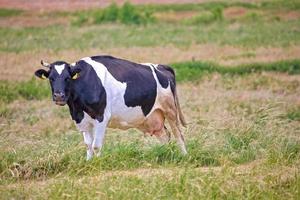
54;64;65;75
70;62;76;67
76;112;94;133
81;57;145;129
140;62;155;66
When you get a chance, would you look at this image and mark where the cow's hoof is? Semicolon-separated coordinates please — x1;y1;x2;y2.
86;151;93;161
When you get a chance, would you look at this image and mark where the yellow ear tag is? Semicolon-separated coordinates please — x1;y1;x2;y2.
41;74;47;80
72;73;79;80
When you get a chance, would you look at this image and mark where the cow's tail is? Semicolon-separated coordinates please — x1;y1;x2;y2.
174;86;187;127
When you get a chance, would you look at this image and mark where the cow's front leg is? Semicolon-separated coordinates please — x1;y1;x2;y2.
83;131;94;160
75;113;95;160
92;116;110;157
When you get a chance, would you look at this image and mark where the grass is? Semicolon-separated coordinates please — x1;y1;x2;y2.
1;71;299;198
72;2;154;26
0;111;298;181
286;107;300;121
0;8;22;17
0;78;50;103
1;0;300;52
0;1;299;199
172;59;300;81
2;20;299;53
1;137;223;182
2;167;299;199
135;0;300;13
260;0;300;10
183;6;224;25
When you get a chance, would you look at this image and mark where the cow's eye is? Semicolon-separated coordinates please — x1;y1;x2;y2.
65;77;71;82
49;77;55;82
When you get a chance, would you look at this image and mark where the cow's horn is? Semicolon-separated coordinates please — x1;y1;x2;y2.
41;60;50;68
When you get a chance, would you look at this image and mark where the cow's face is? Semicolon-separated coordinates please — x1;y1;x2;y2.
34;60;80;106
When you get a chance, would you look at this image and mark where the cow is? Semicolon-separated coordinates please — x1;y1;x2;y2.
34;55;187;160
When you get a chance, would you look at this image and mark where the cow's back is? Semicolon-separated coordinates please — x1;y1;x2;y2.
90;56;158;116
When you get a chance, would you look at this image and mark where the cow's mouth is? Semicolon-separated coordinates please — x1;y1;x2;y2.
55;101;66;106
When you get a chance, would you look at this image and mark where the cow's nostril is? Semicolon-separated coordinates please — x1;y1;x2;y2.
54;92;65;100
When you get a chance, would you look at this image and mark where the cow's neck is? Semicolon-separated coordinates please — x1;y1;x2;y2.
66;92;84;124
66;80;106;123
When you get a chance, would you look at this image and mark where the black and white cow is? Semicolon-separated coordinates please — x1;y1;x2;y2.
35;55;187;160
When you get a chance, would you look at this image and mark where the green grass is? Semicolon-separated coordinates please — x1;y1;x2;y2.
0;78;50;103
141;0;300;12
1;124;299;182
1;19;299;52
260;0;300;10
1;0;300;53
135;0;300;13
72;2;154;26
286;107;300;121
173;59;300;81
2;167;298;199
184;6;224;25
0;8;22;17
68;0;300;27
16;169;298;199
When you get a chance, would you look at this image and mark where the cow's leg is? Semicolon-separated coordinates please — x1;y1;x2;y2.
76;114;94;160
166;108;187;155
168;119;187;155
155;126;171;144
83;132;94;160
92;116;110;157
164;125;171;141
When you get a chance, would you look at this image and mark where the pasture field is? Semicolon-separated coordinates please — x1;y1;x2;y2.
0;0;300;199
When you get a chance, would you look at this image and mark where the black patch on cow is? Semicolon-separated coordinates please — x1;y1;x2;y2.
91;56;157;116
154;64;176;96
67;60;107;123
67;98;84;124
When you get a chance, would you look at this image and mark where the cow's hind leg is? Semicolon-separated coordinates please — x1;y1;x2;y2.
166;109;187;155
168;119;187;155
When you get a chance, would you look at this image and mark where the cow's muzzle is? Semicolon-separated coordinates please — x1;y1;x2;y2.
53;92;67;106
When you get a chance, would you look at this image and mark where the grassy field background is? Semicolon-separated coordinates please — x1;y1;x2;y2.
0;0;300;199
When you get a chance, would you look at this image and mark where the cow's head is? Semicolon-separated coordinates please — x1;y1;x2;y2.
34;60;80;106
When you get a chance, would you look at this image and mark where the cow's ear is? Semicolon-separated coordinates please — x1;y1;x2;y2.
72;73;79;80
35;69;49;80
70;67;81;80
